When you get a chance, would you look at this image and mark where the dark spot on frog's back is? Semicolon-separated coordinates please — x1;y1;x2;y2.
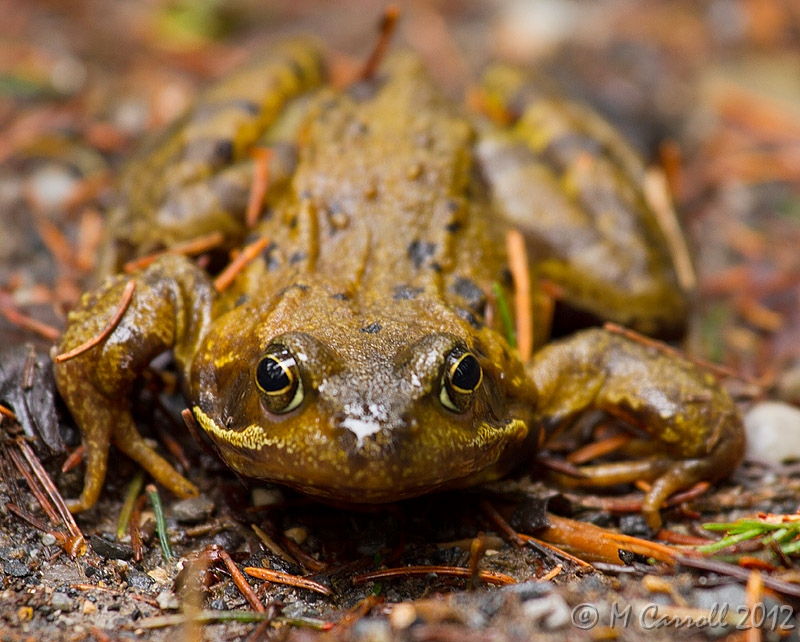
407;240;436;270
261;242;281;271
289;251;307;265
455;308;482;329
450;277;486;312
393;285;423;301
183;138;234;167
359;322;382;334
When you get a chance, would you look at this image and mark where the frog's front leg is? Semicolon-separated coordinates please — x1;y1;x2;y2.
529;328;745;528
54;255;216;512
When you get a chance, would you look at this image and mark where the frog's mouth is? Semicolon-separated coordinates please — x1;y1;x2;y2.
191;405;531;502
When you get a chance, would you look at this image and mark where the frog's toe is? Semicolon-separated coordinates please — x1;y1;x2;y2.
113;416;199;499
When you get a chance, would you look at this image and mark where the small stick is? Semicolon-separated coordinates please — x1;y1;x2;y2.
123;231;225;273
243;566;333;596
604;322;749;383
0;292;61;341
359;5;400;81
540;564;563;582
216;547;265;612
506;229;533;361
53;280;136;363
0;403;17;421
246;148;273;229
566;434;634;465
213;237;269;292
352;565;516;587
479;499;525;548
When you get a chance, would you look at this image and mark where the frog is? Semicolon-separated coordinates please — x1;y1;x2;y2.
54;39;744;529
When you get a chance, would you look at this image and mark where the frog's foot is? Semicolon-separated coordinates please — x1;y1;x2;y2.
571;431;742;529
67;411;198;513
113;417;199;500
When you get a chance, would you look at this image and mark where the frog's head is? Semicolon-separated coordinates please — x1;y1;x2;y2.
189;281;536;502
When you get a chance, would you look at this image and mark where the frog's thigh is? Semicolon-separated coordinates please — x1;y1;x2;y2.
476;76;687;337
528;328;744;528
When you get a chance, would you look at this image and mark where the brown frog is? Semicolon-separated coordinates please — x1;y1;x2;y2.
55;39;744;528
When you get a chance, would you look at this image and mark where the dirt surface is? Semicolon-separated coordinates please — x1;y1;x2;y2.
2;1;800;640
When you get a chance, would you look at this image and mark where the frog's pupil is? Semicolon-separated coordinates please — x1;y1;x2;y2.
452;354;481;391
257;357;291;393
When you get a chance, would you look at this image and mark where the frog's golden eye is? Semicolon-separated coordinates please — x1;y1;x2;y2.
440;350;483;413
255;346;304;414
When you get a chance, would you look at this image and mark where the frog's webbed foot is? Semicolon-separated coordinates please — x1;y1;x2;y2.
530;328;745;529
569;430;742;529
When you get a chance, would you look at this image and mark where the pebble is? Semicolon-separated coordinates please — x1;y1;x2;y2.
521;592;571;630
50;592;74;612
351;618;391;642
40;533;57;547
156;590;180;610
3;559;30;578
28;165;77;210
89;534;133;561
170;495;215;524
744;401;800;463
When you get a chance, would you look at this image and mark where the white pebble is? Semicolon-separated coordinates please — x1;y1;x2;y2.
744;401;800;464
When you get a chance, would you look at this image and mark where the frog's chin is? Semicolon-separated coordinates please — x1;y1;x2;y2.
191;405;532;502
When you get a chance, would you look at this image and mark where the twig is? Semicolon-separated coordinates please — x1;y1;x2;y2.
359;5;400;81
243;566;332;596
506;229;533;361
246;148;273;229
213;237;269;292
352;565;516;587
123;231;225;273
53;280;136;363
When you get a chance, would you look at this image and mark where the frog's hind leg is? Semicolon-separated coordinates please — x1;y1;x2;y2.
529;328;744;529
475;66;690;339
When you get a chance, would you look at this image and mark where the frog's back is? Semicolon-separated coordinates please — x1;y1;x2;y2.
255;52;507;308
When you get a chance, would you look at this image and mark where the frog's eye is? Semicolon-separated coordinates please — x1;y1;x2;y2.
440;349;483;413
255;346;304;414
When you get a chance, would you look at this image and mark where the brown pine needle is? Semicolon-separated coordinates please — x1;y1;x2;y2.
540;564;563;582
643;168;696;292
566;434;634;465
53;279;136;364
123;231;225;273
0;402;17;421
745;569;764;642
604;322;746;383
0;292;61;341
479;499;525;547
243;567;332;596
539;513;678;566
217;548;265;612
246;148;273;229
60;445;85;473
505;229;533;361
359;5;400;81
352;565;516;587
213;237;269;292
517;533;594;570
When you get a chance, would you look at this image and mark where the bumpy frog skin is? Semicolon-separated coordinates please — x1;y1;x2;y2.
55;40;744;528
